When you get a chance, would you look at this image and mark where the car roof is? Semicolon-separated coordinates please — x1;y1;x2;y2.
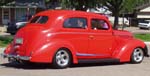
35;10;106;19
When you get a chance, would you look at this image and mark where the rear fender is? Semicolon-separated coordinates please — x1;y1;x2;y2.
30;40;78;64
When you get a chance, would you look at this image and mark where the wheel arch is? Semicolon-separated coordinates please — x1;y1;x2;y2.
30;40;78;64
50;41;78;64
130;47;145;63
54;47;74;64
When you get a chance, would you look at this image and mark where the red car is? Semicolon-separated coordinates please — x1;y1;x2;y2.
2;10;149;69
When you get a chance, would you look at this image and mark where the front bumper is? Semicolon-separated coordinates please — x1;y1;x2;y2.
1;53;30;61
139;25;150;28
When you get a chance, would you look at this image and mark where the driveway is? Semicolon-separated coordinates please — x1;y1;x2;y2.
122;27;150;34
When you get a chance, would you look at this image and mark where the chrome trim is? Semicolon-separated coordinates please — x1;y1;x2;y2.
76;53;109;57
1;53;30;61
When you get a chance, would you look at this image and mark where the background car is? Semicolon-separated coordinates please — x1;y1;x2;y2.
138;20;150;30
6;15;32;35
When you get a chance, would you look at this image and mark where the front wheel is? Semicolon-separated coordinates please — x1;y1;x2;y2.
52;49;71;69
130;48;144;63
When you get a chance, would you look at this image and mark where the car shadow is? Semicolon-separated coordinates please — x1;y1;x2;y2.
0;62;52;70
70;62;127;68
0;62;127;70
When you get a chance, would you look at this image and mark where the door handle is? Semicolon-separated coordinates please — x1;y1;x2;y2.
89;35;94;39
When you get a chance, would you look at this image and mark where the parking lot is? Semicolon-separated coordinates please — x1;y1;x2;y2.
0;26;150;76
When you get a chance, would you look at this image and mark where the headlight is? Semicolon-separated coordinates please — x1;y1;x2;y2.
15;38;23;44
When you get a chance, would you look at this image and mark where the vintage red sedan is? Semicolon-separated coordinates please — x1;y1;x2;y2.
2;10;149;69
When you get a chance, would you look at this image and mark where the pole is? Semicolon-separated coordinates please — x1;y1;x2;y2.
122;13;125;30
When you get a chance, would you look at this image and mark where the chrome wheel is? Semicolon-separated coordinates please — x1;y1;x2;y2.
53;49;71;69
131;48;144;63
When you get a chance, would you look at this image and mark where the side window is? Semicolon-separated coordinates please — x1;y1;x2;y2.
91;19;109;30
30;16;40;23
63;18;87;29
38;16;48;24
30;16;48;24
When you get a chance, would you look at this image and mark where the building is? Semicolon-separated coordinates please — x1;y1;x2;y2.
0;0;46;25
128;3;150;26
136;3;150;20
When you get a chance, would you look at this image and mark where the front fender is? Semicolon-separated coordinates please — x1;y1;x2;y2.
113;39;145;62
30;40;78;64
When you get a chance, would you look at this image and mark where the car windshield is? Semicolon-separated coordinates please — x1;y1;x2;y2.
140;20;150;23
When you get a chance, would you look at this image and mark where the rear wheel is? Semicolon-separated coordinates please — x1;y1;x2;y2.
130;48;144;63
52;49;71;69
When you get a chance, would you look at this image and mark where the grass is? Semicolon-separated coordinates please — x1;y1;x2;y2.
134;34;150;42
0;35;13;47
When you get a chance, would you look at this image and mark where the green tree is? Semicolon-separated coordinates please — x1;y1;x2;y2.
45;0;57;5
0;0;14;6
60;0;101;11
101;0;148;29
123;0;149;13
101;0;124;29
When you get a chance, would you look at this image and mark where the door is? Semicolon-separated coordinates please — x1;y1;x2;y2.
88;19;115;58
63;17;89;58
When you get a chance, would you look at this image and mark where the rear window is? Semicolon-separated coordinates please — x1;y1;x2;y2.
30;16;48;24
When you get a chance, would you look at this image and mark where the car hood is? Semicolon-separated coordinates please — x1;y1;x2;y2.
113;30;133;38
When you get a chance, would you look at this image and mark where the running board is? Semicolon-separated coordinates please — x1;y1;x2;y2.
78;58;120;63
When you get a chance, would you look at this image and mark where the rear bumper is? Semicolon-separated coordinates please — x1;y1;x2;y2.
1;53;30;61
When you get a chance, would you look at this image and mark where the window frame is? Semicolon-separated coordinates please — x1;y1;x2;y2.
63;17;88;29
91;19;110;30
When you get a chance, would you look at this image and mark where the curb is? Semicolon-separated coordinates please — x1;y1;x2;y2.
145;42;150;44
0;47;5;53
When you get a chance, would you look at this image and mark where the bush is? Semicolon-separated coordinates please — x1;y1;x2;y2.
0;36;13;47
